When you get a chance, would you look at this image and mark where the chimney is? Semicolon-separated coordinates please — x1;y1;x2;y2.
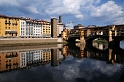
59;15;62;23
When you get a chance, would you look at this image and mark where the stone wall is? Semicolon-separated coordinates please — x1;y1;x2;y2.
0;38;63;44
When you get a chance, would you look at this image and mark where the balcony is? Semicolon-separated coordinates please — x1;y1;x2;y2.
12;22;18;26
6;52;18;58
5;20;11;25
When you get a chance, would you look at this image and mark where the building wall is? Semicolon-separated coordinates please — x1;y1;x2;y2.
20;20;26;37
0;16;20;37
51;18;57;38
0;18;5;37
26;21;33;38
42;23;51;38
57;23;64;37
62;28;70;40
33;22;42;38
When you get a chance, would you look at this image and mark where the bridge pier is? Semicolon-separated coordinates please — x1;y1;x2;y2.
109;40;120;49
80;36;86;44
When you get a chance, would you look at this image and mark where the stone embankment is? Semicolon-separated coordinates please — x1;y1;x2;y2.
0;38;66;47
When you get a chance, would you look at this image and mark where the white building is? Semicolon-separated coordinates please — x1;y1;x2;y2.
20;18;42;38
32;20;42;38
57;23;64;37
20;20;26;37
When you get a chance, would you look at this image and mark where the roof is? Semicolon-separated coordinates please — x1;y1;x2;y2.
0;14;20;19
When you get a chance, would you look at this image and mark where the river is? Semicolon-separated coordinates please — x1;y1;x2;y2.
0;42;124;82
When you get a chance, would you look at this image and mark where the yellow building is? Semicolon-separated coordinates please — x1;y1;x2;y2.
61;28;70;40
0;52;20;72
0;15;20;37
37;20;51;38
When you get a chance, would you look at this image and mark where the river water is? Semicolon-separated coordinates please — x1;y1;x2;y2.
0;42;124;82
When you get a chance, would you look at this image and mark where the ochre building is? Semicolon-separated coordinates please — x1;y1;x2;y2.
0;15;20;37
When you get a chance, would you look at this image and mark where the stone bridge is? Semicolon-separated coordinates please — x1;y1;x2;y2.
65;24;124;47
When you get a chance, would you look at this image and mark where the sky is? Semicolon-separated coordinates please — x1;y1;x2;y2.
0;0;124;26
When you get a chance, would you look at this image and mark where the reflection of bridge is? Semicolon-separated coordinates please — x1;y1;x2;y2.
64;24;124;47
65;43;124;64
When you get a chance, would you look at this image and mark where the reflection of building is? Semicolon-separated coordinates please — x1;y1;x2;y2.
42;49;51;64
51;49;58;66
51;48;64;66
0;52;20;72
74;43;124;64
20;50;42;68
33;50;42;62
0;47;66;73
62;45;70;57
57;49;64;64
20;52;27;68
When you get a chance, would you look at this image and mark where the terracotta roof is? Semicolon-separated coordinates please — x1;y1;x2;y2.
0;14;20;19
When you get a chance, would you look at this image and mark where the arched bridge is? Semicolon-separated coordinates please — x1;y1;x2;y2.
64;24;124;47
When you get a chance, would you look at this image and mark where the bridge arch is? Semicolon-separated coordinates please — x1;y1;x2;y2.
85;35;108;44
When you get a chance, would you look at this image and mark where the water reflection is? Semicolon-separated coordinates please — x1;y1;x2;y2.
0;43;124;82
92;43;108;50
0;48;65;73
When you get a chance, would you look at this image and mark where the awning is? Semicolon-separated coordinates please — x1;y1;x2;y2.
5;30;18;34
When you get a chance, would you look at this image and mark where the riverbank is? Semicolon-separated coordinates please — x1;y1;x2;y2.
0;44;64;52
0;38;67;47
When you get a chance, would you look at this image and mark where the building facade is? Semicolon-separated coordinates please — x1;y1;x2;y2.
20;19;26;37
40;20;51;38
36;20;51;38
61;28;70;40
57;23;64;37
0;14;64;38
51;18;58;38
0;15;20;37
